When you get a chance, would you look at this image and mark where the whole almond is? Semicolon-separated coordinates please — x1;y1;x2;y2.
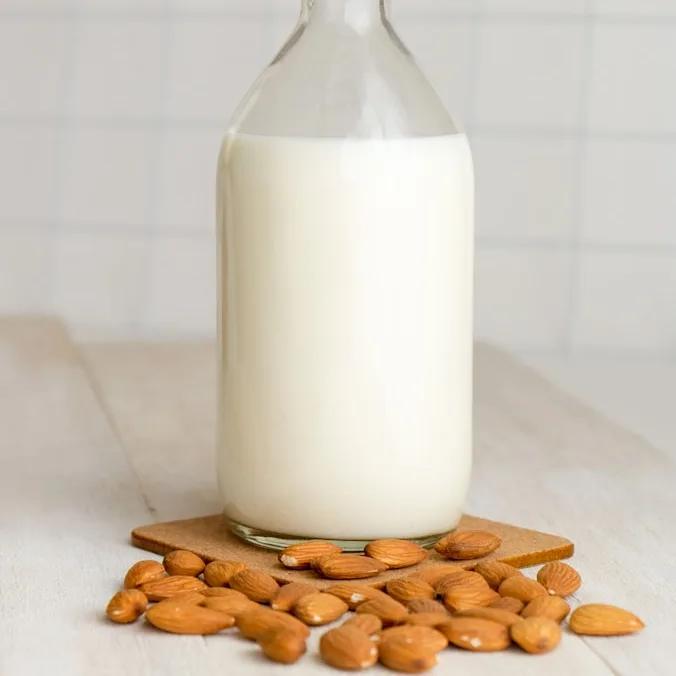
378;625;448;653
442;585;499;612
474;561;523;590
378;636;437;673
236;607;310;640
490;596;525;614
318;554;388;580
413;565;464;586
537;561;582;597
154;591;205;607
569;604;645;636
404;612;452;628
106;589;147;624
406;599;448;615
271;582;317;612
364;540;428;569
434;531;501;560
200;587;250;600
140;575;207;601
145;602;234;634
327;583;390;609
343;613;383;635
438;617;510;652
455;606;522;627
386;578;435;604
293;592;349;626
230;569;280;603
320;625;379;670
123;560;165;589
279;541;342;570
202;595;255;618
357;596;408;627
499;576;548;603
163;550;205;577
258;626;307;664
435;570;488;595
511;616;561;653
522;595;570;623
203;560;248;587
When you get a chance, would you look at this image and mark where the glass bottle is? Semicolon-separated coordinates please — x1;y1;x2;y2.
217;0;474;550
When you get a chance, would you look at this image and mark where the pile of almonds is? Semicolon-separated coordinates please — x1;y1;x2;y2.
106;531;644;672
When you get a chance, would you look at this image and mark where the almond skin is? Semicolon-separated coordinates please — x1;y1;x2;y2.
154;591;205;607
511;616;561;654
140;575;207;601
203;560;248;587
386;578;436;604
106;589;148;624
434;531;501;560
318;554;388;580
498;576;548;603
258;626;307;664
162;550;205;577
278;541;342;570
378;636;437;673
403;612;452;628
442;585;499;612
521;595;570;623
413;565;464;586
474;561;523;590
455;606;522;627
364;539;428;569
326;583;390;609
320;625;379;671
202;595;255;618
343;613;383;635
537;561;582;597
406;599;448;615
200;587;250;600
357;596;409;627
271;582;317;612
378;625;448;653
123;560;165;589
437;617;510;652
145;602;234;635
293;592;349;626
236;607;310;641
229;569;280;604
569;604;645;636
435;570;488;595
490;596;525;614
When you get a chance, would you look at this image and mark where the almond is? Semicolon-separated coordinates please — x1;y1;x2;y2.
320;625;379;671
498;576;548;603
537;561;582;597
236;606;310;640
521;595;570;623
326;583;390;609
357;596;408;627
511;616;561;653
229;569;280;603
413;565;464;586
343;613;383;635
569;604;645;636
123;560;165;589
200;587;250;600
403;612;452;628
278;541;342;570
203;560;248;587
442;585;499;612
378;625;448;653
386;578;435;604
474;561;523;590
145;601;234;634
318;554;388;580
490;596;525;614
106;589;147;624
202;594;255;617
437;617;510;652
378;635;437;673
293;592;349;626
258;626;307;664
364;540;428;569
162;550;205;577
154;591;205;607
271;582;317;612
455;606;522;627
140;575;207;601
434;531;501;560
435;570;488;595
406;599;448;615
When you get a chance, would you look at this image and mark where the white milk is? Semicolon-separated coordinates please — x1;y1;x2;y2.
217;133;474;540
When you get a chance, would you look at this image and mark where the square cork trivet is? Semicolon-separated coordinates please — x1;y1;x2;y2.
132;514;574;589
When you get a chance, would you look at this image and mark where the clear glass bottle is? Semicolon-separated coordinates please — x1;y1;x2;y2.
217;0;474;550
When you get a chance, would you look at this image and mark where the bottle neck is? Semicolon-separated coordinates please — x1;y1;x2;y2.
304;0;388;29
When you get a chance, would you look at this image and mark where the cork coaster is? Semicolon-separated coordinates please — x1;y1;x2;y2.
132;515;574;589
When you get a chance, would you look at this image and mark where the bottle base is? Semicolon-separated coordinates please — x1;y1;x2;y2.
228;519;449;552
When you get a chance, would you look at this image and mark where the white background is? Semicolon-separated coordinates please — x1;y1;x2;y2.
1;0;674;355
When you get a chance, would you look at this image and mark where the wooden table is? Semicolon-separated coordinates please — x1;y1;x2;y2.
0;318;672;676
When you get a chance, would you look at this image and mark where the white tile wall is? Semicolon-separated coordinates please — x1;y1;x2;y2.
0;0;674;356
